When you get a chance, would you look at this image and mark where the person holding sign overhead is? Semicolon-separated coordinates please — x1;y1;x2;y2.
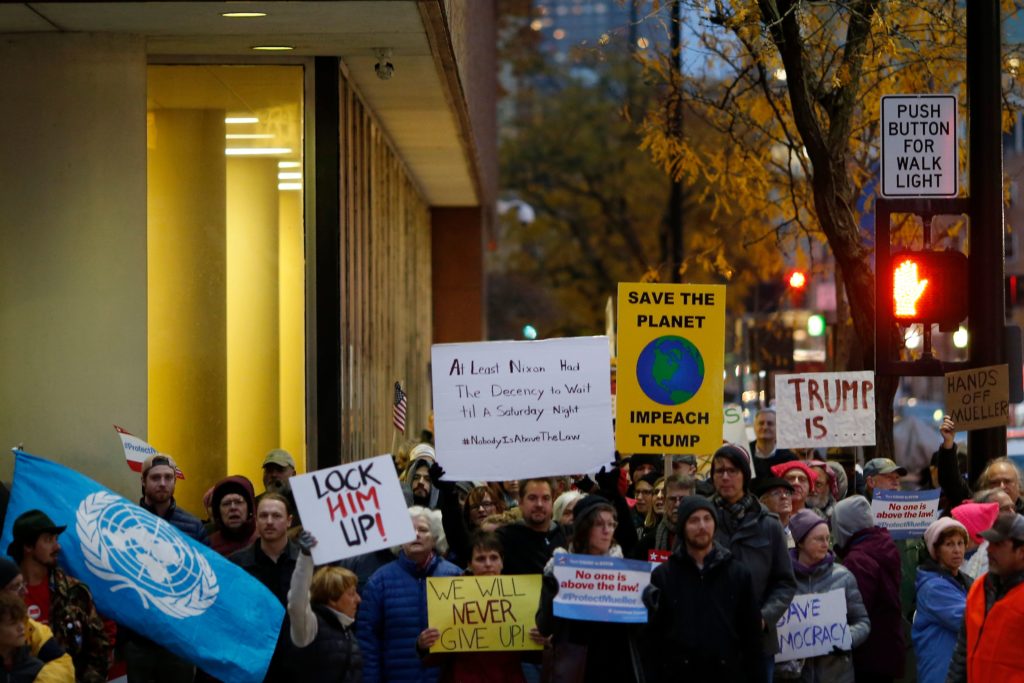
783;509;870;682
535;495;642;683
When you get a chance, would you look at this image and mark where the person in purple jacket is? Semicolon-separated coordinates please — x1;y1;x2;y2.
833;495;904;683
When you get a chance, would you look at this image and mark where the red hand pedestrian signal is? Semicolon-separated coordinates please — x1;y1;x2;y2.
893;259;928;317
888;250;968;329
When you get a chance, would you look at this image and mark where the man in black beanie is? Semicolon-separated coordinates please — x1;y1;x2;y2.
709;444;795;680
643;496;764;682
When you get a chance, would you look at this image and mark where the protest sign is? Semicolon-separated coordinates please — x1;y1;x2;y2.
290;454;415;565
775;371;876;448
870;488;941;540
945;364;1009;431
551;553;651;623
114;425;184;479
616;283;726;455
426;575;542;653
775;589;852;663
723;403;748;446
431;337;614;480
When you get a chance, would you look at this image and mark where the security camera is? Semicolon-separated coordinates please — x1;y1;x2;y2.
373;48;394;80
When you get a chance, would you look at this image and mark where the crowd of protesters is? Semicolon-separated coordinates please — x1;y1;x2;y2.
2;408;1024;683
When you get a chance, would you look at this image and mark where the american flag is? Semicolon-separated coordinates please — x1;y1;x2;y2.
392;381;407;433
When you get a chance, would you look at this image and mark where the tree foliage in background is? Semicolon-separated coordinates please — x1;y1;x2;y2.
636;0;1024;456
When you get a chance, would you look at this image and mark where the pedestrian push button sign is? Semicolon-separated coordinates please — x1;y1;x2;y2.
881;94;957;197
616;283;725;455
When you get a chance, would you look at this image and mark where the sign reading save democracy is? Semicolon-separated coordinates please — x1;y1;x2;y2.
775;371;876;448
552;553;651;623
616;283;726;454
870;488;941;540
290;454;415;565
431;337;613;480
426;575;542;653
775;589;853;663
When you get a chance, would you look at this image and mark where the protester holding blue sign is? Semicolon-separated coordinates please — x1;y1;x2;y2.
783;509;870;682
535;494;642;683
911;517;972;683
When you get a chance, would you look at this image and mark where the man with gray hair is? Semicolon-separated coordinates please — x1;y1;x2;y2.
749;408;796;479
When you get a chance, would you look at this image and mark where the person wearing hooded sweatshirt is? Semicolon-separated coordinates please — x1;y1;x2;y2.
207;475;258;556
535;494;642;683
782;510;870;683
643;496;764;682
709;444;796;679
911;518;972;683
832;495;904;683
403;449;440;510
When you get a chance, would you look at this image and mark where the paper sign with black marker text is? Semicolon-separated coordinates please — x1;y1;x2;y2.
426;575;542;653
290;455;415;564
775;371;876;448
944;364;1009;431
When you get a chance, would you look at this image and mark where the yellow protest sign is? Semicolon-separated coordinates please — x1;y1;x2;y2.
616;283;726;454
426;574;542;653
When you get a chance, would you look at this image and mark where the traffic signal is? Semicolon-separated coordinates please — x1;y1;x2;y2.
787;270;807;289
890;249;968;330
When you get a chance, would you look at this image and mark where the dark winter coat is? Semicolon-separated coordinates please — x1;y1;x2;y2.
836;527;905;678
207;475;258;557
712;494;797;655
0;646;44;683
294;604;363;683
496;521;567;576
356;551;462;683
644;542;765;682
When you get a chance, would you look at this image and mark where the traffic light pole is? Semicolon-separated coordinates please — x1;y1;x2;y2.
966;0;1007;481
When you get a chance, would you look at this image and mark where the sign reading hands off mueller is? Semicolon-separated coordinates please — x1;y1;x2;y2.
431;337;614;481
616;283;725;454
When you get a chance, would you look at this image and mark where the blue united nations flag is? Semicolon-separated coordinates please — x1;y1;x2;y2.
0;451;283;683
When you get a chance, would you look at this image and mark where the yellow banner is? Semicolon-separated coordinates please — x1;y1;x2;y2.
426;574;543;652
616;283;726;454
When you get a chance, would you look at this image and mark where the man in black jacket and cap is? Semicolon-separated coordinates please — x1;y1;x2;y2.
644;496;765;682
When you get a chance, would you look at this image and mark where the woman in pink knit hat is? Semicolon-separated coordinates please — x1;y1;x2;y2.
951;501;1000;579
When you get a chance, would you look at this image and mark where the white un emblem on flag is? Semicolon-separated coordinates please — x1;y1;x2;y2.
76;492;218;618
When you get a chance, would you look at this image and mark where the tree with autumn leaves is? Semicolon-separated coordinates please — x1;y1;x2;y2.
636;0;1024;456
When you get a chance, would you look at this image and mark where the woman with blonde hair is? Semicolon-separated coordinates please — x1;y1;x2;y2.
287;531;363;682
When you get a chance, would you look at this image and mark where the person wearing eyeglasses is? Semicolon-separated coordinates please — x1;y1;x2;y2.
535;494;642;683
752;477;796;549
633;474;694;561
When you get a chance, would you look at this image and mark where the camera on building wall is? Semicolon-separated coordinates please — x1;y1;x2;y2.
374;48;394;80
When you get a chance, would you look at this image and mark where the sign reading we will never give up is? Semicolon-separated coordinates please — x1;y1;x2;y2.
431;337;613;481
290;455;415;565
776;371;876;449
426;575;542;653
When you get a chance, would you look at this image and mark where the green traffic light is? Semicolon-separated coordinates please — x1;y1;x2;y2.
807;314;826;337
523;324;538;340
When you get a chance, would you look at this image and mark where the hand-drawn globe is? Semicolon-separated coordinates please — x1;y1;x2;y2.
635;335;705;406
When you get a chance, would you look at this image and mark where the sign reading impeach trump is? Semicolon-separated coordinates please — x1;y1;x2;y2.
616;283;725;454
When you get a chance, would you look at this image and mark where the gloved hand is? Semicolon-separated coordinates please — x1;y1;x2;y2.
574;475;595;494
297;530;318;556
595;464;622;499
830;645;849;656
428;461;454;492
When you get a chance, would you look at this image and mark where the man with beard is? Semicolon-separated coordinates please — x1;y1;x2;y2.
496;478;566;576
207;476;258;556
123;453;206;683
9;509;110;683
403;447;439;509
709;444;795;679
644;496;764;682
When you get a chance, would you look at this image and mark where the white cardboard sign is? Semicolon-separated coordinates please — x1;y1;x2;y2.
290;454;416;565
881;94;957;197
775;371;876;448
431;337;614;480
775;589;853;662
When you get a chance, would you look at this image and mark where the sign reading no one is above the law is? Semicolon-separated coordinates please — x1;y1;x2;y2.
881;94;957;198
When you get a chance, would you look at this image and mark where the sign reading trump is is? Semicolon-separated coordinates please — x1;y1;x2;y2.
616;283;725;454
291;455;415;565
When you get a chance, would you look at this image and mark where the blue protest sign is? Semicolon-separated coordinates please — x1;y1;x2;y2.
551;553;651;623
0;451;282;683
870;488;941;540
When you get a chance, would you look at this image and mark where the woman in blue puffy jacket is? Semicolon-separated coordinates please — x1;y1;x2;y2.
912;517;973;683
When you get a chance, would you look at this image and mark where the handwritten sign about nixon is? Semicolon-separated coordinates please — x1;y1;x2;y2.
881;94;957;197
426;575;542;653
775;589;853;663
871;489;941;540
290;455;415;565
552;553;651;623
616;283;726;455
775;371;876;449
945;364;1009;431
431;337;613;481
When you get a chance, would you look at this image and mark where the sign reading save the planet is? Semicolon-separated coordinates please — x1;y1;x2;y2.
616;283;725;454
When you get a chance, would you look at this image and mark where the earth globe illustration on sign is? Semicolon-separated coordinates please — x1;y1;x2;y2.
635;335;705;406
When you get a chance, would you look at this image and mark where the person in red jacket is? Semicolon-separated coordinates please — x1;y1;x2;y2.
945;512;1024;682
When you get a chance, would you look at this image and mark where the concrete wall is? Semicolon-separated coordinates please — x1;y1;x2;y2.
0;34;148;499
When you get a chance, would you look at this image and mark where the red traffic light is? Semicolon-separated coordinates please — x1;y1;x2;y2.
788;270;807;289
890;249;968;330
